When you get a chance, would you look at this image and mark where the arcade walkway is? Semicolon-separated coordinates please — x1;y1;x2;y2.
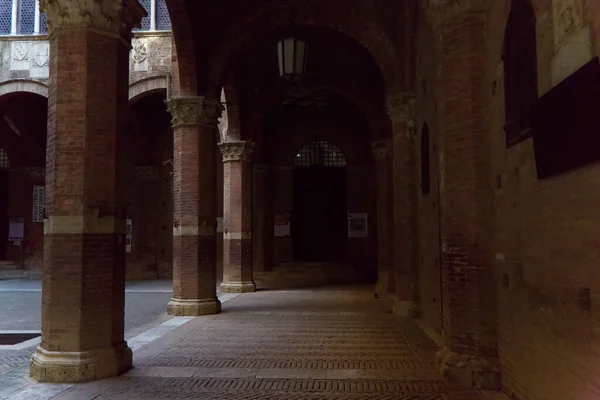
46;286;505;400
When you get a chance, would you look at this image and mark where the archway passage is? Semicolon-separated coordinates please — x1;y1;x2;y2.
292;141;347;262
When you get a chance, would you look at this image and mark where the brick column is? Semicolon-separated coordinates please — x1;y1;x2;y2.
30;0;145;383
387;93;420;317
372;139;395;295
426;0;500;390
166;97;224;315
219;141;256;293
253;164;272;272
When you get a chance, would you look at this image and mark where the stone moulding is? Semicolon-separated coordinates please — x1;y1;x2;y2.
165;97;224;128
219;141;255;163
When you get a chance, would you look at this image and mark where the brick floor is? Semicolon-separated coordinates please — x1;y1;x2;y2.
53;286;502;400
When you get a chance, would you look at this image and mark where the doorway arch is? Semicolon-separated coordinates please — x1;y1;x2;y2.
292;141;347;262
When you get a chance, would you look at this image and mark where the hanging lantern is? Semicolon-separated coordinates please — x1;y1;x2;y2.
277;37;308;81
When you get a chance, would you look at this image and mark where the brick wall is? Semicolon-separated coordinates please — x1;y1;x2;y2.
418;1;600;398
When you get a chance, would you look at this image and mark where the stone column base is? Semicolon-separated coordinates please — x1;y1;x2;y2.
375;270;391;295
29;341;132;383
220;281;256;293
167;297;221;316
392;299;421;318
436;346;501;390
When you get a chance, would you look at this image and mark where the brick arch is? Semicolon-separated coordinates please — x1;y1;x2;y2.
249;78;391;142
205;1;400;99
165;0;198;96
129;76;168;105
0;80;48;99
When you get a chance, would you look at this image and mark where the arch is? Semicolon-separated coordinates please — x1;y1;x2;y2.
164;0;198;96
0;149;10;169
0;80;48;98
294;140;347;168
503;0;538;148
129;75;168;104
205;1;399;98
420;122;430;196
251;77;391;141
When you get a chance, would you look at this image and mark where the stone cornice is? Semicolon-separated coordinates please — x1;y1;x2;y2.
387;92;417;140
423;0;491;29
219;141;254;163
165;97;225;129
39;0;146;38
371;139;392;160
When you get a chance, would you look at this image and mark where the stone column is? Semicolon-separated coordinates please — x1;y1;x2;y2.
372;139;395;295
426;0;500;390
253;164;272;272
30;0;146;383
219;141;256;293
388;93;420;317
166;96;223;316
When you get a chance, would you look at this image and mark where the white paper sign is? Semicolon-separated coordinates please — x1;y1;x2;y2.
348;213;368;238
8;218;24;241
274;213;291;237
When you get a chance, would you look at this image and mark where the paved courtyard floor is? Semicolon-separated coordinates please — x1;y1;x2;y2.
0;285;509;400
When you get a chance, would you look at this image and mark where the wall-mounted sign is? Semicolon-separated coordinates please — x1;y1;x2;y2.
32;185;45;223
274;212;291;237
8;217;24;245
348;213;368;238
125;218;132;253
217;217;223;233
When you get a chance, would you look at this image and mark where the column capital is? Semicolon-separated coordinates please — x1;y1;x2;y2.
387;92;417;140
219;141;254;163
371;139;392;160
39;0;146;37
423;0;490;29
165;97;225;129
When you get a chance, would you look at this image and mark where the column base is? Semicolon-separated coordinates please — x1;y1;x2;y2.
167;297;221;316
392;299;421;318
29;341;132;383
375;270;392;295
435;346;501;390
219;281;256;293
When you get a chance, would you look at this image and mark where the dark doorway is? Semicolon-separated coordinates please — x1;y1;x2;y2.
0;169;8;261
292;141;347;262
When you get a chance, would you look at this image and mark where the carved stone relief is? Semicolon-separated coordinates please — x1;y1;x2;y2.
131;38;148;72
10;41;50;78
553;0;584;46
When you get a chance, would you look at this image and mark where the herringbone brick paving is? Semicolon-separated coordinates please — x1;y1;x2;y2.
55;286;490;399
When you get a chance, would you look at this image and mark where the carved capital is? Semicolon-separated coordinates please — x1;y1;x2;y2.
39;0;146;37
166;97;225;129
387;93;417;140
423;0;490;29
219;141;254;163
371;140;392;160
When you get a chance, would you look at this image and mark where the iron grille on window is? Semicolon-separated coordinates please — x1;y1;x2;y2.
0;149;10;169
134;0;151;31
40;12;47;34
18;0;35;34
294;141;346;168
156;0;171;31
0;0;12;35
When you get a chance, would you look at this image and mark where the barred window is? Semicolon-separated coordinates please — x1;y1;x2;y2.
18;0;35;34
40;11;46;34
0;149;10;169
134;0;152;31
0;0;11;35
294;141;346;168
156;0;171;31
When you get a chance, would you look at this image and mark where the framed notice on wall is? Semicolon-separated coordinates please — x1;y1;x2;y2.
32;185;45;223
125;218;132;253
8;217;24;245
348;213;368;238
274;212;291;237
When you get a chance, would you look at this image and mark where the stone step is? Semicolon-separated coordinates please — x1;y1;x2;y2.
0;269;42;280
0;261;19;270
